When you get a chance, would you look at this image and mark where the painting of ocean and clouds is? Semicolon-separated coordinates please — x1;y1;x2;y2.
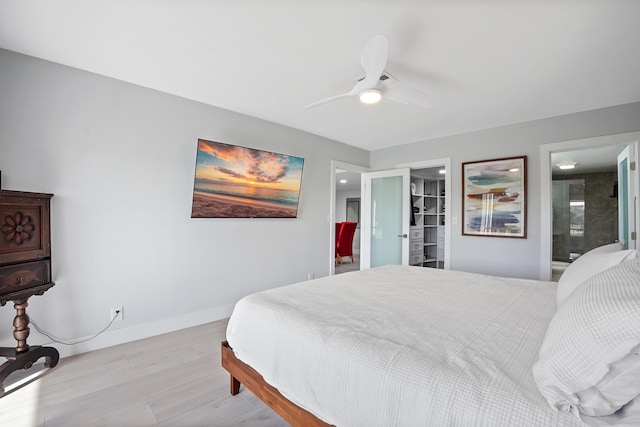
191;139;304;218
462;156;527;238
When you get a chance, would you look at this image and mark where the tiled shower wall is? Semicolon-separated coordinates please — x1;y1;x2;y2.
553;171;618;256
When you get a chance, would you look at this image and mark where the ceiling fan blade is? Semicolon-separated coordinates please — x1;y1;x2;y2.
303;92;352;109
360;34;388;86
384;85;432;108
304;79;365;109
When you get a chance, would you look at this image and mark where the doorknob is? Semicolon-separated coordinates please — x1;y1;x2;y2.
397;234;408;238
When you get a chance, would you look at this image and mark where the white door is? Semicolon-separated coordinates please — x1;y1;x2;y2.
361;168;411;269
617;144;638;249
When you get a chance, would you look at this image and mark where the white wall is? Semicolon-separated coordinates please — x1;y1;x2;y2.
370;102;640;280
0;49;369;356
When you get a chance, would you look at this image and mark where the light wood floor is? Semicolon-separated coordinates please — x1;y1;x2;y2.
0;319;289;426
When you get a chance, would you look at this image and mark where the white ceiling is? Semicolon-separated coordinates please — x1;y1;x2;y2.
1;1;639;151
336;169;362;192
552;143;627;176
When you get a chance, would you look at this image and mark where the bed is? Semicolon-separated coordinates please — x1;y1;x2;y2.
222;244;640;427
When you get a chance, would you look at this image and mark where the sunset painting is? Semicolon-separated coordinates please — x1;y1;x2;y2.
191;139;304;218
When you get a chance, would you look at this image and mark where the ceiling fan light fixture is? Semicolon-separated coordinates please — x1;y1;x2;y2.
359;88;382;104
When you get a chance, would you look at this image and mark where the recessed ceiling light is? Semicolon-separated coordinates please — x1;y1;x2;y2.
359;89;382;104
509;168;520;172
340;179;347;184
557;162;577;170
438;169;446;174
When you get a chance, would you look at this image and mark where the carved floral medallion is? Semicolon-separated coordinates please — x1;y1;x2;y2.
2;212;35;244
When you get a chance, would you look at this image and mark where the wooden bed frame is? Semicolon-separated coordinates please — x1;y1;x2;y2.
221;341;333;427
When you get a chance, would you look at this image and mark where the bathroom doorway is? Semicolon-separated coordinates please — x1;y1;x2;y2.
543;135;638;281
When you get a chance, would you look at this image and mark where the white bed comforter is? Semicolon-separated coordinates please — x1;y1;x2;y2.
226;265;584;427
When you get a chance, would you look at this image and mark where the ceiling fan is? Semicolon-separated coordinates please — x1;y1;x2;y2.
304;34;431;109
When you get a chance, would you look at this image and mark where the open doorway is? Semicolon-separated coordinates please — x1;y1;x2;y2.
540;132;640;281
550;145;624;281
335;170;362;274
385;157;452;270
330;161;368;275
409;167;448;269
356;159;451;270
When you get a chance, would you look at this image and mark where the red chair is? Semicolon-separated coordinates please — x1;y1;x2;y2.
336;221;357;264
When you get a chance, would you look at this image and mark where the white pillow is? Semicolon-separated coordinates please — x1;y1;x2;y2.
556;243;637;306
533;258;640;419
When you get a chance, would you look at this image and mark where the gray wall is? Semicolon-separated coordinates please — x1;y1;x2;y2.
370;102;640;279
0;49;368;355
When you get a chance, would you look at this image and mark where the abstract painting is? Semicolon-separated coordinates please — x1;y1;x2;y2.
462;156;526;238
191;139;304;218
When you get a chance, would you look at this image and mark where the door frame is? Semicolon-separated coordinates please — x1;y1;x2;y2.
397;158;452;270
330;160;369;275
539;131;640;280
618;145;637;250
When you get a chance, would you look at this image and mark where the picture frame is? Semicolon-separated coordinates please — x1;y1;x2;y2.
462;156;527;238
191;139;304;218
345;198;360;224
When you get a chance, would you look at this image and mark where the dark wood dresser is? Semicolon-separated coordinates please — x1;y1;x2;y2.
0;190;59;395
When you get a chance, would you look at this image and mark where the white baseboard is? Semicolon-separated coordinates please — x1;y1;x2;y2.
43;304;235;359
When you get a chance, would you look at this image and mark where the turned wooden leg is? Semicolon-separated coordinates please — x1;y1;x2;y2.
12;299;30;353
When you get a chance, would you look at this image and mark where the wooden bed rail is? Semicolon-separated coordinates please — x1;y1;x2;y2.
221;341;333;427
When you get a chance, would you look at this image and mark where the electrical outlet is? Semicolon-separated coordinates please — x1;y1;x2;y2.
110;306;123;321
